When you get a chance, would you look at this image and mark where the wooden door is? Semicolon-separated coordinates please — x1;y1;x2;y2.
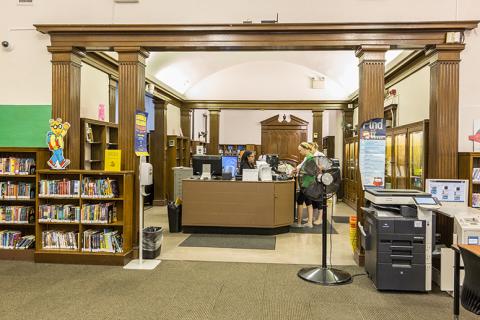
260;115;308;164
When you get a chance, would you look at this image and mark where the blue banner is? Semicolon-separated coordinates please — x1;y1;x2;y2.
135;110;149;156
359;118;386;189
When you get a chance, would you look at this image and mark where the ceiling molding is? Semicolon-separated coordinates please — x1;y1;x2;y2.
184;100;348;111
35;21;478;51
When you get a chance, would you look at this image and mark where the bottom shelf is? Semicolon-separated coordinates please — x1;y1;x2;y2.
0;248;35;261
34;249;133;266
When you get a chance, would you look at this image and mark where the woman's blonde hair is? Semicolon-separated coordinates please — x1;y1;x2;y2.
309;142;319;151
298;142;313;151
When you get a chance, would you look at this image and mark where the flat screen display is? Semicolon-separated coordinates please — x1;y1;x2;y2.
413;197;437;205
425;179;468;203
222;156;238;176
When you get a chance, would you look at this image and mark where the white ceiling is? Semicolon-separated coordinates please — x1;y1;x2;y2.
140;50;405;100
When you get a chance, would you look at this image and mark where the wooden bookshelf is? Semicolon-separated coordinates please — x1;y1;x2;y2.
167;136;190;201
459;153;480;208
35;170;133;266
0;147;49;261
80;118;118;170
219;144;260;157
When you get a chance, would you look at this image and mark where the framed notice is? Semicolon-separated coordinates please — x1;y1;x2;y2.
135;110;149;156
359;118;386;189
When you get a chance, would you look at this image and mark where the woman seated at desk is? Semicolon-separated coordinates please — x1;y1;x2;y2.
239;150;256;175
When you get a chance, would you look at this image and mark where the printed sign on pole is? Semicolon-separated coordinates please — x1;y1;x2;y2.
359;118;386;189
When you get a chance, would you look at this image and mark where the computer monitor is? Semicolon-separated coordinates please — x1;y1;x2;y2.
192;155;223;176
425;179;468;204
265;154;279;171
222;156;238;176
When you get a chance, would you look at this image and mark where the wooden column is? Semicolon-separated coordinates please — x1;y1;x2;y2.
354;45;388;265
180;108;192;139
151;99;168;206
312;110;323;146
49;46;85;169
116;47;149;245
109;78;117;123
427;44;464;179
207;109;220;155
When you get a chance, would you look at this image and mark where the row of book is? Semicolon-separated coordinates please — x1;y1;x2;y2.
472;168;480;182
42;230;78;250
81;203;117;224
0;157;35;175
82;178;119;198
82;229;123;253
0;231;35;249
0;182;34;199
0;206;34;224
38;179;80;197
38;204;80;223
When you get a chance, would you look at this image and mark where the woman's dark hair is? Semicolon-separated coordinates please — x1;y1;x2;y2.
240;150;254;166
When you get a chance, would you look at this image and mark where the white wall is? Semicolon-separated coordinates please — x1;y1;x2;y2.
166;104;181;136
219;110;313;145
387;66;430;127
80;64;109;121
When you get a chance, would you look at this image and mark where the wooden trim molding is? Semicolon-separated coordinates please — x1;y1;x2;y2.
312;110;323;144
185;100;348;111
207;109;220;154
151;99;168;206
109;78;117;123
35;21;478;50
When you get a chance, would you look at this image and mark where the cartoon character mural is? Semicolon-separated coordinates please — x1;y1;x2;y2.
46;118;71;169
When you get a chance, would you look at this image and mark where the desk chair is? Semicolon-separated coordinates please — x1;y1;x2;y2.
459;247;480;315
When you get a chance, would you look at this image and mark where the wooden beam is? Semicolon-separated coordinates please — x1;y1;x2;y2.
312;111;323;146
207;109;220;155
184;100;348;110
35;21;479;51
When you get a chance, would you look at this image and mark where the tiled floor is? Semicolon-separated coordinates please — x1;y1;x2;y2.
144;201;357;265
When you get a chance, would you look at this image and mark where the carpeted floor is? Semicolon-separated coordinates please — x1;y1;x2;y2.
179;234;276;250
0;260;476;320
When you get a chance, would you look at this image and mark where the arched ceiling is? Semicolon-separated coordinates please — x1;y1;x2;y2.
145;50;405;100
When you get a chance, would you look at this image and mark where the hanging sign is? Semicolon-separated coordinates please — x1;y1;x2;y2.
135;110;149;156
359;118;386;189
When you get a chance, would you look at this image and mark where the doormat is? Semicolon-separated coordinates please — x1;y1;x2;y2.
332;216;350;224
179;234;276;250
289;222;338;234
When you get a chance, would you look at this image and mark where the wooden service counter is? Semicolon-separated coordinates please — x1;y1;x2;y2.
182;179;294;234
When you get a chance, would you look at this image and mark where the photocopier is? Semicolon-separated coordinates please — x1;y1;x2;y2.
360;189;441;292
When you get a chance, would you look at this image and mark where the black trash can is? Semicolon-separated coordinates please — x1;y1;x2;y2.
167;202;182;233
142;226;163;259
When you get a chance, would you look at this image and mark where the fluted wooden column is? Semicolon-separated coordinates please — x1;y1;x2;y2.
151;99;168;206
180;108;192;139
116;47;149;246
427;44;464;179
109;78;117;123
312;110;323;146
207;109;220;155
354;45;388;265
49;46;85;169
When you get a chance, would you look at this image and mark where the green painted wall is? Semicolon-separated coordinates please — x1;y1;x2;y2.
0;105;52;147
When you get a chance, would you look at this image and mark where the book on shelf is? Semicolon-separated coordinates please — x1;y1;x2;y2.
38;204;80;223
0;206;34;224
472;193;480;208
0;157;36;175
81;202;117;224
0;231;35;249
0;181;34;199
42;230;78;250
82;177;119;198
473;168;480;182
39;179;80;197
82;229;123;253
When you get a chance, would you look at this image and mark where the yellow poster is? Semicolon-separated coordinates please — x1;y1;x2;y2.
105;150;121;171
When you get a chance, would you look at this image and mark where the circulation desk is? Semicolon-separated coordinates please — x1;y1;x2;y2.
182;179;294;234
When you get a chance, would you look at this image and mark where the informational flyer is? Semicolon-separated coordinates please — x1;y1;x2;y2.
135;110;149;156
359;118;386;189
426;179;467;203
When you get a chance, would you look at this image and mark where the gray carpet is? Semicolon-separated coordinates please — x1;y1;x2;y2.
0;260;476;320
290;222;338;234
179;234;276;250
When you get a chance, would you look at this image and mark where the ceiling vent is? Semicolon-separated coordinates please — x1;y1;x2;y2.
114;0;139;3
17;0;33;5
